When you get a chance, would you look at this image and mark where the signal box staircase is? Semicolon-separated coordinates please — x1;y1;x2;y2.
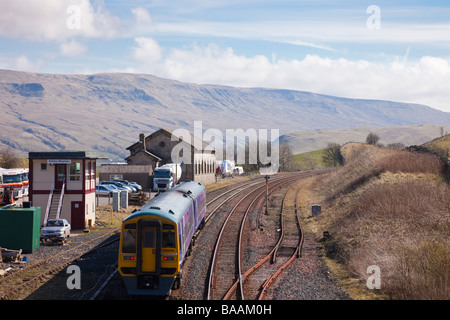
43;179;65;226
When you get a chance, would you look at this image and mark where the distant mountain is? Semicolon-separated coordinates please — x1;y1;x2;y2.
1;69;450;159
281;124;450;154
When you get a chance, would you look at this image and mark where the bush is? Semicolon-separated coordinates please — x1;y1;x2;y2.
376;151;445;176
331;179;450;299
316;144;450;299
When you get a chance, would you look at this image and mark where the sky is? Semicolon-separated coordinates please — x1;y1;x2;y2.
1;0;450;112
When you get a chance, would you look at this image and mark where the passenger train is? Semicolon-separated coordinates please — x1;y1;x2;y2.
118;180;206;296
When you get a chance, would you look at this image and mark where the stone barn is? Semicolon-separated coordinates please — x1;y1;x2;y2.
126;129;216;186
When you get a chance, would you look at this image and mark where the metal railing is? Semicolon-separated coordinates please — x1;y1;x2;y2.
55;178;65;220
43;181;54;226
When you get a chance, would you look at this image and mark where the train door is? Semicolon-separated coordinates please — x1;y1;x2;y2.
138;220;161;276
141;226;157;272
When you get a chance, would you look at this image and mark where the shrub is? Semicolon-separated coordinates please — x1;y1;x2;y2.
331;179;450;299
376;151;445;176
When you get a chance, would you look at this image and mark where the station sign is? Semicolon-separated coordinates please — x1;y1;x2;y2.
47;159;72;164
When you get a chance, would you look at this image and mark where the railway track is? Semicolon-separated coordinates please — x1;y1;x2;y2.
0;229;119;300
257;185;305;300
206;173;304;300
204;170;331;300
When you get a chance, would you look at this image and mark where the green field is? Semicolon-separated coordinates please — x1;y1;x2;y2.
293;149;329;170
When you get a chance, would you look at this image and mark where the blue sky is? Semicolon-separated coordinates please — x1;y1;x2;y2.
1;0;450;112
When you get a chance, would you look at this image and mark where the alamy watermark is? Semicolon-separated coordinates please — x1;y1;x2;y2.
66;5;82;30
170;121;280;174
366;265;381;289
366;5;381;30
66;265;81;290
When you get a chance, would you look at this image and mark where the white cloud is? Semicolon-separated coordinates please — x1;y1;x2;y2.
128;38;450;113
131;7;152;24
0;0;135;42
60;40;88;56
132;37;162;63
14;55;44;71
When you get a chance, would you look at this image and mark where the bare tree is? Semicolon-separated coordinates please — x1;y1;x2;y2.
304;153;316;170
0;147;22;169
278;143;297;172
322;143;344;167
366;132;380;145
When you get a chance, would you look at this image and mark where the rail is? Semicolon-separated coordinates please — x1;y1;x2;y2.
208;174;302;300
257;185;305;300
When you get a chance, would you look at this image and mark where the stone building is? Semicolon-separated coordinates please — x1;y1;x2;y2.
126;129;216;186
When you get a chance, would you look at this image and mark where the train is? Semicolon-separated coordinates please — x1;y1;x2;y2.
118;180;206;296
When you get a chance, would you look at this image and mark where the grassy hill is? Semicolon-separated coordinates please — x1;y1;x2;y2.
293;149;328;170
296;143;450;299
282;124;450;154
423;134;450;161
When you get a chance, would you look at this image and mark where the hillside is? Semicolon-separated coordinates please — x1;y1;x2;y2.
297;143;450;299
281;124;450;154
422;134;450;160
2;69;450;159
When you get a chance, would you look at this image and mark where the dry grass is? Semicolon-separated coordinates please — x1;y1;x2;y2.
95;204;139;228
205;174;254;192
306;143;450;299
376;151;445;175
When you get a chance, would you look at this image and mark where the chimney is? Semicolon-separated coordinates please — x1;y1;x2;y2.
139;133;146;150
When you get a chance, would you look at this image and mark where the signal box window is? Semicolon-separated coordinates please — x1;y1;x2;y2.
69;162;82;181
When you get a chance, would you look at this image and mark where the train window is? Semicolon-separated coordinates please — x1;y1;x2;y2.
163;224;174;230
162;231;176;248
122;230;136;253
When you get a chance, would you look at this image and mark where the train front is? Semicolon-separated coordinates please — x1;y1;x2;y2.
118;208;180;296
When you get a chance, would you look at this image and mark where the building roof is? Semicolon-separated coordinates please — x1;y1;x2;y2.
29;151;97;159
126;128;214;152
124;148;162;162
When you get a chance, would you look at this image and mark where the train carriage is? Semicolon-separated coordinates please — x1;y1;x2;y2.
118;181;206;296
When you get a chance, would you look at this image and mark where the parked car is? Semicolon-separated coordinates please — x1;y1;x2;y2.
128;181;142;191
96;185;119;196
41;219;71;241
99;181;132;193
111;179;138;192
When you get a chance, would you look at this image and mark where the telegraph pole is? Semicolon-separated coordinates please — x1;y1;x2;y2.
265;175;270;215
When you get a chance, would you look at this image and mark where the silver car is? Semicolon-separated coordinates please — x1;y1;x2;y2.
41;219;71;241
96;185;119;196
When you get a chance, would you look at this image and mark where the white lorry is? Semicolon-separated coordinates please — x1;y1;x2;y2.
216;160;235;177
153;163;182;192
0;167;29;199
